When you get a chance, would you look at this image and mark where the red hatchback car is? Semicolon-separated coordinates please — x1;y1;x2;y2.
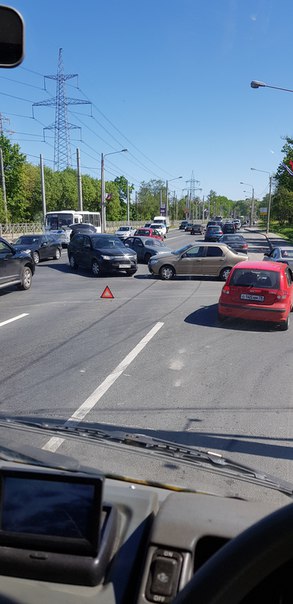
134;227;164;241
218;261;293;330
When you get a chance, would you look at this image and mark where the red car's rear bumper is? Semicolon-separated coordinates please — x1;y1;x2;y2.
218;301;289;323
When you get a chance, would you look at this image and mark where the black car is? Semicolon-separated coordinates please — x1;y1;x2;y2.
124;236;171;263
0;237;35;291
222;222;236;234
13;234;62;264
179;220;189;230
219;234;248;253
190;223;204;235
69;223;97;240
204;225;223;241
68;233;137;276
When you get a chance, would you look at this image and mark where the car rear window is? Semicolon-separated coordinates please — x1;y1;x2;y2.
230;269;280;289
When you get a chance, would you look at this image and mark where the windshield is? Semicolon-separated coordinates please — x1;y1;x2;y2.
46;214;73;229
15;236;40;244
172;244;192;255
1;1;293;511
92;236;123;249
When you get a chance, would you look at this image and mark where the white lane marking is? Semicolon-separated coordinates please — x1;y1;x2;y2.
43;321;164;453
0;313;29;328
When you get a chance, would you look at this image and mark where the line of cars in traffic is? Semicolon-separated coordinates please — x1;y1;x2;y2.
1;223;293;330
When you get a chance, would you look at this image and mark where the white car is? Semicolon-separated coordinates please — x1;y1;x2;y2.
150;223;167;238
115;225;136;240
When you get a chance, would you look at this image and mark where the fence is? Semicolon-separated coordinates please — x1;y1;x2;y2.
0;220;153;240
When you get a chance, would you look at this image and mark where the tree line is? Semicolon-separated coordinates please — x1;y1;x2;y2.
1;131;291;225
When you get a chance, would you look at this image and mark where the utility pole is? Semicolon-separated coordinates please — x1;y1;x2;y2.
76;148;83;211
250;188;255;226
33;49;91;171
0;148;7;224
127;180;130;223
101;152;105;233
40;154;46;223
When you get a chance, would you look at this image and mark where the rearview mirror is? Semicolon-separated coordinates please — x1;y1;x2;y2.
0;6;24;67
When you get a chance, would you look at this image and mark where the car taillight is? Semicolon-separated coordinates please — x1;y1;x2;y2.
243;244;248;249
222;286;230;295
276;290;288;300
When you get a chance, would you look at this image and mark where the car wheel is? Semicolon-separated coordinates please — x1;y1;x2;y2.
279;316;290;331
126;270;136;276
32;251;39;264
144;252;152;263
18;266;32;290
159;265;175;280
92;259;101;277
54;248;61;260
69;254;78;270
219;267;232;281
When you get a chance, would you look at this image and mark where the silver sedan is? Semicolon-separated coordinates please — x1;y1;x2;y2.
263;246;293;271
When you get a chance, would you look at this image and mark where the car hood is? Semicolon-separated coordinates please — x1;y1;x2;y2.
0;420;291;504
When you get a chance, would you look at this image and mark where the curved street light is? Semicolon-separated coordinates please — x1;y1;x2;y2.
101;148;128;232
240;181;255;227
251;168;273;234
251;80;293;93
165;176;182;214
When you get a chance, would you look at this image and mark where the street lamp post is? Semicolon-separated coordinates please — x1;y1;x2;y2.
165;176;182;215
251;168;273;234
251;80;293;94
101;148;127;232
240;181;255;226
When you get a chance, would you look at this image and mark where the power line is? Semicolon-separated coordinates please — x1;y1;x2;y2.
77;85;174;177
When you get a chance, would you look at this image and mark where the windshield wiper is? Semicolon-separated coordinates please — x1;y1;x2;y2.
1;419;292;497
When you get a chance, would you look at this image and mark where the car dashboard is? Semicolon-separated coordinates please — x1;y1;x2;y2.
0;462;291;604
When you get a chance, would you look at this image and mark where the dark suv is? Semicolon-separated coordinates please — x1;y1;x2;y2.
0;237;35;291
69;223;97;241
68;233;137;276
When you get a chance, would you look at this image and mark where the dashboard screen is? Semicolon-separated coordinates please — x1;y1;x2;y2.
0;470;103;555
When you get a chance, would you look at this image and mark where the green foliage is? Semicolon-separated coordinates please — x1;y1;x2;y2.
137;179;165;219
0;134;26;221
272;136;293;224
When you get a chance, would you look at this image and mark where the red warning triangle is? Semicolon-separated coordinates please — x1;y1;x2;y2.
101;286;114;299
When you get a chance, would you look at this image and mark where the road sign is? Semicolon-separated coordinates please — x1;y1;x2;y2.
101;286;114;299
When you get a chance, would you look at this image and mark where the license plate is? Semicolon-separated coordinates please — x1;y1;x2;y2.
240;294;264;301
119;264;131;268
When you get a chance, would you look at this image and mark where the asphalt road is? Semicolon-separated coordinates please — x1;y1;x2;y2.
0;228;292;501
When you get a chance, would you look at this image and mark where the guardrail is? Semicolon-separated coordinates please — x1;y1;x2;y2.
0;220;184;240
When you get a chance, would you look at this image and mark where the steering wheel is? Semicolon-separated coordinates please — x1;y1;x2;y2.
173;501;293;604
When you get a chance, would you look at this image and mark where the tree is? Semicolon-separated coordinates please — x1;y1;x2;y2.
271;136;293;224
0;133;26;221
137;179;165;219
114;176;134;220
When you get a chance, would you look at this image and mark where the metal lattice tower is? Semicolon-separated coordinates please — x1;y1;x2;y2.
33;48;91;171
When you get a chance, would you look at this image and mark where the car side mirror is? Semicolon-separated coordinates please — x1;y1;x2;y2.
0;6;24;67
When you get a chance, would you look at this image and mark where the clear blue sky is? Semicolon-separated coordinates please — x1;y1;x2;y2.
2;0;293;201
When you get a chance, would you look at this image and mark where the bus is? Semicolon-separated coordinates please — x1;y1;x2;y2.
44;210;101;244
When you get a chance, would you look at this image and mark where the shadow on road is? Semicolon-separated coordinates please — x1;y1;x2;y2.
184;304;279;332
